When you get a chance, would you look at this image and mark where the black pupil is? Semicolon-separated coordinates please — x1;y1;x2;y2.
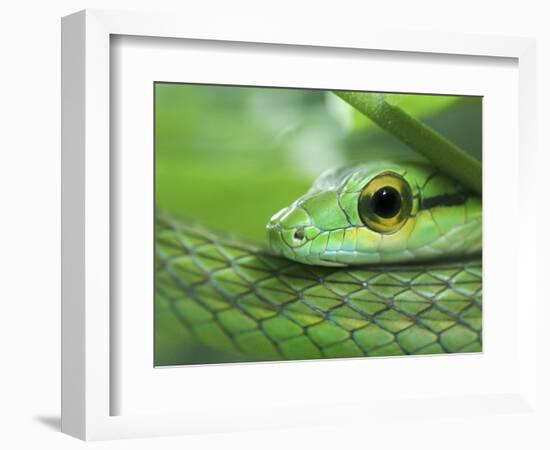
370;186;402;218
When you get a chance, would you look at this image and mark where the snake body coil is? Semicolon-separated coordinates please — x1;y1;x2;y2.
156;222;482;363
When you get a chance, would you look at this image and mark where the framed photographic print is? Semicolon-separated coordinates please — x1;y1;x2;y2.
61;9;539;441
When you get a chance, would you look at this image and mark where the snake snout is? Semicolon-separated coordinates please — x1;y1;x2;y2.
293;226;305;242
267;206;314;253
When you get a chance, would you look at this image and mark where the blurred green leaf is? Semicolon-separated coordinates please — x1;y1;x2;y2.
334;91;482;193
329;92;461;134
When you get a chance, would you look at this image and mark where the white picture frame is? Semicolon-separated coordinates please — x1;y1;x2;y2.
61;9;538;441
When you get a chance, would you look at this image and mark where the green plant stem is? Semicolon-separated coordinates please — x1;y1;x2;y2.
334;91;482;194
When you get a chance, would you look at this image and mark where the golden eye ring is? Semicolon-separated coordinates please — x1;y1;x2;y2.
358;172;412;234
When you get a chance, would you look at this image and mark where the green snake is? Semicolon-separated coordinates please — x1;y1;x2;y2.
155;159;482;364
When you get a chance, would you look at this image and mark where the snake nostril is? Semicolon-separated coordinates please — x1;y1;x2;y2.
293;227;305;241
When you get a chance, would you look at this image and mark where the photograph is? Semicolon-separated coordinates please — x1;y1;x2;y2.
154;83;482;366
47;3;546;444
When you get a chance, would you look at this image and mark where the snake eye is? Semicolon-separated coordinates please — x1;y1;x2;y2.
358;172;412;233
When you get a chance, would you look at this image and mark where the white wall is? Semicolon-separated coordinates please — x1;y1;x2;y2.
0;1;548;448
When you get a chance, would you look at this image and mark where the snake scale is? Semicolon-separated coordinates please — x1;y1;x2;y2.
155;160;482;364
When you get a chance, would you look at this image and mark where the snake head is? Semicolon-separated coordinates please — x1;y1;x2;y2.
267;161;482;267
